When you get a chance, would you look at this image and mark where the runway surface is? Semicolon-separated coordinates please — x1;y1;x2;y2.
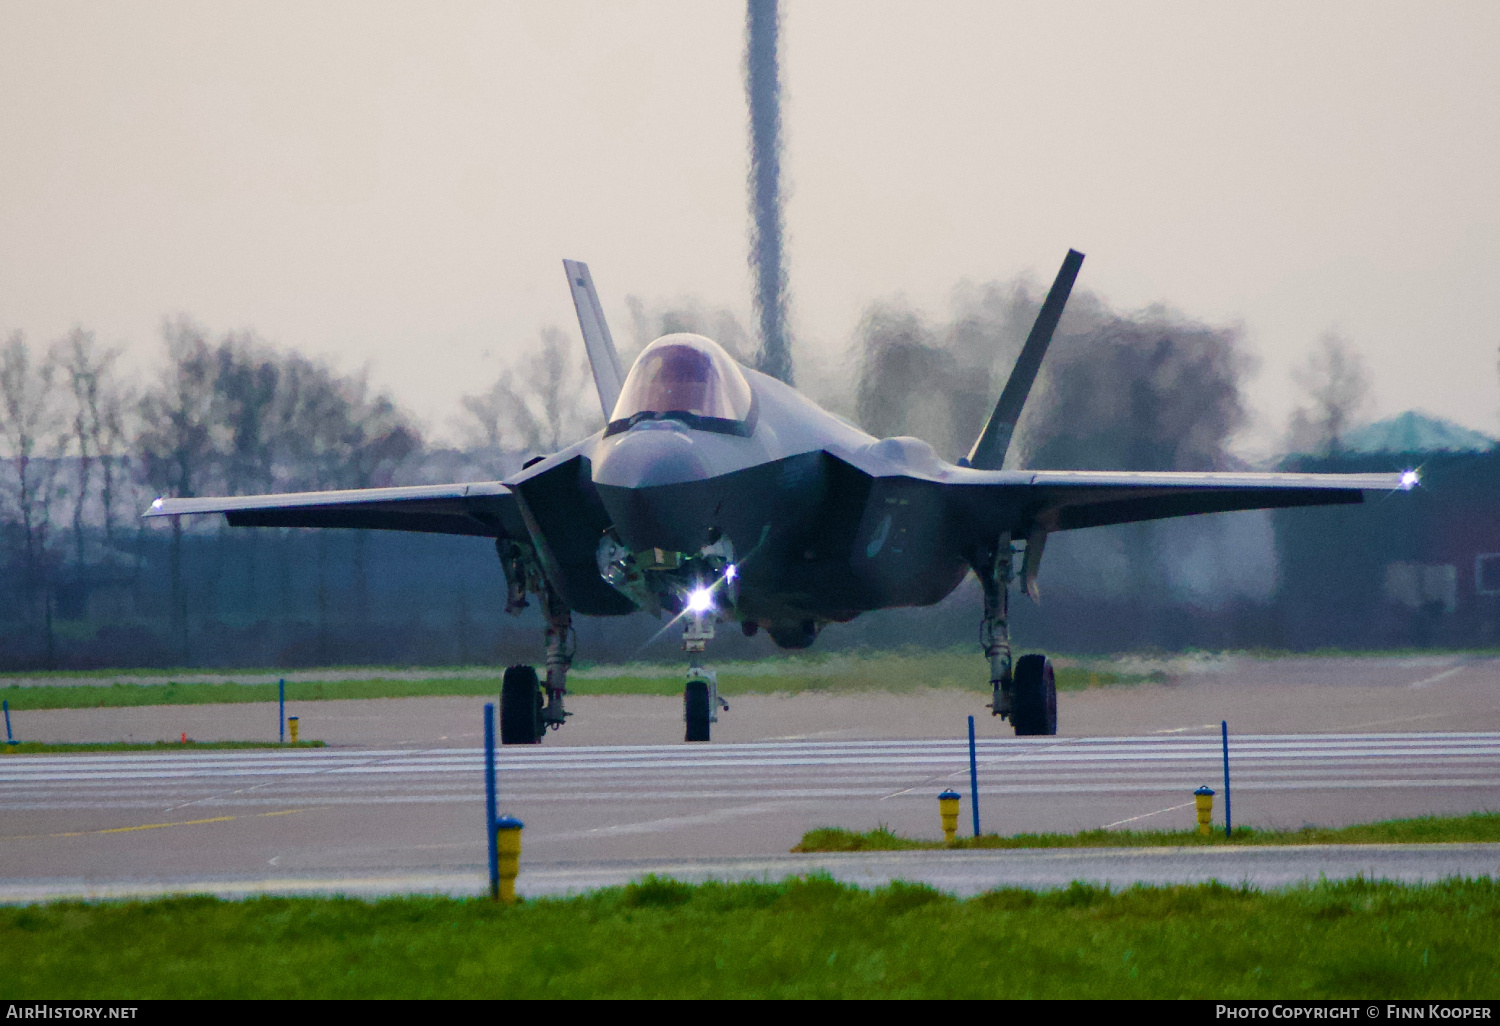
4;731;1498;901
5;845;1499;903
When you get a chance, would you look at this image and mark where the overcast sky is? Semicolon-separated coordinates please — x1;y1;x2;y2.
2;1;1497;453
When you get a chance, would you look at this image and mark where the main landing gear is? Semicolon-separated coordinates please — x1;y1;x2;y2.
682;589;729;743
979;532;1057;737
499;583;574;745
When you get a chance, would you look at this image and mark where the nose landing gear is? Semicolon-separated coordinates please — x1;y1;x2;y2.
682;598;728;742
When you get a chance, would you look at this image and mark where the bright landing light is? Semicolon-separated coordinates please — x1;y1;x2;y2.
724;563;738;582
686;587;715;614
1400;469;1420;490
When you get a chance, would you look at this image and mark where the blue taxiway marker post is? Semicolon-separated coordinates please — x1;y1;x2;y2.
967;714;981;837
1222;719;1232;839
279;679;285;744
484;702;499;901
3;699;14;744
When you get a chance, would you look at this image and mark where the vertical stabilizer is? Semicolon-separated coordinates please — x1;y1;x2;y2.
964;249;1084;471
562;259;627;420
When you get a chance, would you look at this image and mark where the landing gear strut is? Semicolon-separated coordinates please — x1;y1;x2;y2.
979;532;1015;721
682;592;728;742
498;579;574;746
979;532;1057;736
541;587;574;732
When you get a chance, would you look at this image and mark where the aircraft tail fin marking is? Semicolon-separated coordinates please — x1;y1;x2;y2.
563;259;627;420
964;248;1084;471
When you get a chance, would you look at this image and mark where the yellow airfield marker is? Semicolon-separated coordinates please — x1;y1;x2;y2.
495;816;523;903
938;790;961;844
1194;786;1216;836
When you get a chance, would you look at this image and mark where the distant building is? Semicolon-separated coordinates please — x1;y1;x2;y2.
1340;411;1493;456
1276;411;1500;648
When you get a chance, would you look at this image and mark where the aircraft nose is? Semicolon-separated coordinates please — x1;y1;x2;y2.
593;423;709;489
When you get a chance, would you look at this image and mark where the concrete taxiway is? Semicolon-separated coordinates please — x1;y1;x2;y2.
3;731;1497;902
3;655;1497;901
12;652;1500;748
6;844;1499;904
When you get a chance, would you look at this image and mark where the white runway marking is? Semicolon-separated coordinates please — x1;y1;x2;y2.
3;732;1498;815
1101;801;1197;829
1409;667;1465;689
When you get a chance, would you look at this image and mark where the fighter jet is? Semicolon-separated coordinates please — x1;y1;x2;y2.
146;252;1414;743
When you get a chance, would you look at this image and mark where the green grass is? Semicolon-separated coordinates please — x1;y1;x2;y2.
1;740;326;754
1;678;507;711
795;812;1500;853
0;649;1147;709
2;876;1496;998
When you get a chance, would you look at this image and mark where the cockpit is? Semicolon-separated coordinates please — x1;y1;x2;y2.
607;333;756;436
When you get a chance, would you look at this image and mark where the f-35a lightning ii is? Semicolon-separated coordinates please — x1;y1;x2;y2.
147;252;1414;743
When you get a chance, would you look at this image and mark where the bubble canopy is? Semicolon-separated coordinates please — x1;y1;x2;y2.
607;334;755;435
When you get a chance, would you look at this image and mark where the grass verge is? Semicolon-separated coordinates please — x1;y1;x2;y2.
2;740;326;754
794;812;1500;852
2;877;1496;998
0;650;1146;709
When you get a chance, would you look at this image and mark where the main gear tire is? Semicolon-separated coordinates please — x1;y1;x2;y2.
500;664;544;745
1011;654;1057;736
684;679;712;742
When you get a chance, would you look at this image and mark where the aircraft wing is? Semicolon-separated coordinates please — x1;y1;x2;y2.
143;482;524;539
939;467;1413;598
977;468;1415;531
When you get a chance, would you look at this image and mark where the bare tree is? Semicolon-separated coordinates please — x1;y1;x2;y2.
0;332;65;663
97;375;132;546
458;373;519;450
341;385;421;490
137;316;220;501
54;327;124;566
521;328;594;452
212;331;281;496
262;352;420;636
459;327;599;458
266;354;418;491
136;316;220;658
1287;330;1370;455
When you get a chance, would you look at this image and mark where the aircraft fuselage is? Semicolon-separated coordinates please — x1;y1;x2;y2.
507;364;971;641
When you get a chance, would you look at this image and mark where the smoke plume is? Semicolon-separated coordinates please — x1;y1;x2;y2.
850;279;1249;471
625;295;755;366
745;0;793;384
850;279;1266;607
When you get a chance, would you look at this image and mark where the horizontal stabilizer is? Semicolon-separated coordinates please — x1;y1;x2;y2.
563;259;627;420
965;249;1084;471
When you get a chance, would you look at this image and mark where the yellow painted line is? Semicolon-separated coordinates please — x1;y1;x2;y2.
2;808;310;842
99;815;237;834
